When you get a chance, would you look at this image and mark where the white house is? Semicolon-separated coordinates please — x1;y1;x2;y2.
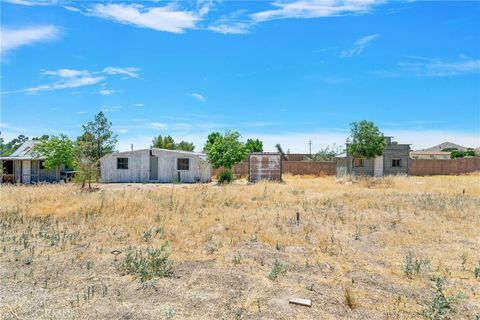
100;148;211;183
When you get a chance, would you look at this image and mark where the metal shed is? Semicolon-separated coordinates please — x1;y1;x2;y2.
248;153;282;182
0;141;65;184
100;148;211;183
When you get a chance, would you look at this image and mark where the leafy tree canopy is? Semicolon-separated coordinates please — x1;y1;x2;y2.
0;134;29;156
204;132;221;152
175;140;195;151
205;131;247;169
34;134;76;169
347;120;386;159
304;144;343;162
77;111;117;161
245;138;263;153
152;135;175;149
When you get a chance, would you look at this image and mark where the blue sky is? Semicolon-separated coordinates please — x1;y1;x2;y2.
1;0;479;152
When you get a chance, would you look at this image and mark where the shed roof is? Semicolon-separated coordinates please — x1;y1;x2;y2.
0;140;45;160
100;148;208;161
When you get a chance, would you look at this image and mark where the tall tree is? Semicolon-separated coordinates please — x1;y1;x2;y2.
245;138;263;153
78;111;117;161
205;131;247;180
0;134;29;156
347;120;386;159
275;143;288;161
34;134;76;169
175;141;195;151
152;135;175;149
204;132;221;152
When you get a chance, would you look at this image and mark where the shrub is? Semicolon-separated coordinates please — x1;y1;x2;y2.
268;259;285;280
121;243;172;281
219;170;234;184
403;252;430;279
423;276;464;320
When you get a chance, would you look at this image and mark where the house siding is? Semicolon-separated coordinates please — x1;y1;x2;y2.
100;149;211;183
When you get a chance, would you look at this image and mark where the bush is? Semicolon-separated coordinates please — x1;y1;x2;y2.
121;243;173;281
219;170;234;184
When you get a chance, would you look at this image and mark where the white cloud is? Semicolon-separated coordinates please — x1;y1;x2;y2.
398;56;480;77
0;25;59;54
76;111;87;115
252;0;383;22
115;128;129;133
149;122;168;129
133;103;144;107
208;22;250;34
340;33;379;58
43;69;89;78
190;93;206;102
3;0;56;6
92;3;202;33
102;105;121;113
103;67;140;78
98;88;114;95
2;66;140;95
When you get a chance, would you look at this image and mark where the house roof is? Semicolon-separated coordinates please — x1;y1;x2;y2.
100;148;208;161
0;140;45;160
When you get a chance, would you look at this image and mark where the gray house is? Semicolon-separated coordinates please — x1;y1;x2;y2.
336;137;410;177
0;141;66;184
100;148;211;183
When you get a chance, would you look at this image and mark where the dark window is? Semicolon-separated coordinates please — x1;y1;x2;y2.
117;158;129;169
39;160;46;170
3;160;13;174
392;159;402;167
177;158;190;170
353;158;364;167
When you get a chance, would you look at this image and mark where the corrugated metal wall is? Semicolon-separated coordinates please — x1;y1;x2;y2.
249;153;282;182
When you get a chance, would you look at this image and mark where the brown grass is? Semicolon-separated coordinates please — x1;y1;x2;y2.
1;174;479;319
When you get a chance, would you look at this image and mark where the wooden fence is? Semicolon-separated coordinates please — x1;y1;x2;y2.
212;161;335;177
212;158;480;178
409;158;480;176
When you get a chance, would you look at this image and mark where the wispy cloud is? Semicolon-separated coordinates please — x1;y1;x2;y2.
91;3;202;33
0;25;60;54
133;103;144;107
149;122;168;129
2;66;140;95
208;22;250;34
76;111;87;115
103;67;140;78
190;93;206;102
3;0;57;6
102;105;121;113
398;56;480;77
252;0;383;22
340;33;379;58
98;88;114;95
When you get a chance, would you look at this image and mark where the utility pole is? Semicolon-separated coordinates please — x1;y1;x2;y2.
308;139;312;156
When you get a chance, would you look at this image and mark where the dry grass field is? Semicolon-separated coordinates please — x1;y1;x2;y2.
1;174;479;319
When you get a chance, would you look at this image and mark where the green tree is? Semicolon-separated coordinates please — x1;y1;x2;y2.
275;143;288;161
175;140;195;151
245;138;263;153
78;111;117;161
32;134;49;141
347;120;386;160
204;132;221;152
34;134;76;169
74;139;98;189
0;134;29;156
205;131;247;183
304;144;343;162
152;135;175;149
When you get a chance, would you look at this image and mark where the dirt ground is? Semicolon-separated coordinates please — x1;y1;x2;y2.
1;174;479;319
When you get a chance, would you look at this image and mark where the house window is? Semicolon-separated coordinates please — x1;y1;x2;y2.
117;158;129;169
177;158;190;170
392;159;402;167
39;160;46;170
353;158;364;167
